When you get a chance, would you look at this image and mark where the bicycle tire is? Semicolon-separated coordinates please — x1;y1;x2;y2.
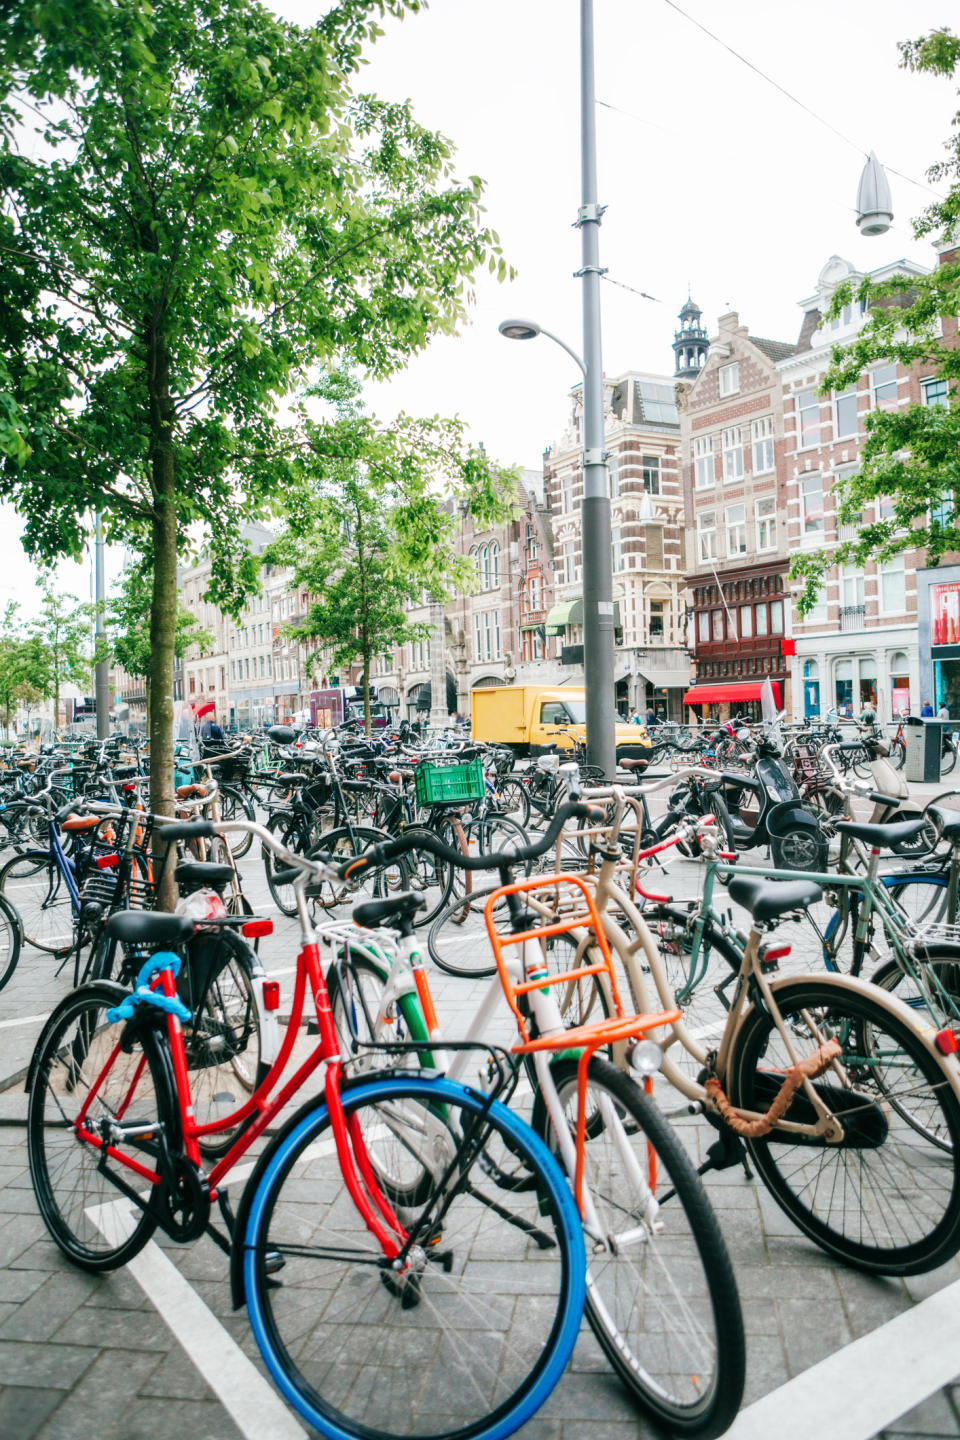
27;980;172;1270
491;776;530;828
309;825;409;913
0;889;22;990
890;736;907;770
219;785;255;858
0;850;74;954
399;823;456;927
822;874;950;975
868;951;960;1144
262;811;305;916
943;741;958;778
533;1056;745;1437
242;1073;586;1440
727;977;960;1274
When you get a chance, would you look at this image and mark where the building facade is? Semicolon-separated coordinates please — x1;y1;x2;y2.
543;370;690;718
679;303;795;715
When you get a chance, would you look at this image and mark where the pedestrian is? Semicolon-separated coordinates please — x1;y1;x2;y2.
644;707;658;728
938;701;950;720
200;710;225;743
922;699;934;717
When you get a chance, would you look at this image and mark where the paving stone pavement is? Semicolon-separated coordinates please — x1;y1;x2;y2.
1;781;959;1440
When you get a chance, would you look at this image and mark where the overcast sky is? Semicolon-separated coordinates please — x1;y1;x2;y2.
4;0;958;611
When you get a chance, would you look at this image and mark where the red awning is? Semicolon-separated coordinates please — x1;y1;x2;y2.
683;682;781;706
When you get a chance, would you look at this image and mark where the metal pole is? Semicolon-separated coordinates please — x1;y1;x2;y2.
578;0;615;777
94;512;110;738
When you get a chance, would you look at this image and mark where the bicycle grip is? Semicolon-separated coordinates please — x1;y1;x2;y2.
868;791;904;807
272;866;302;886
159;820;215;842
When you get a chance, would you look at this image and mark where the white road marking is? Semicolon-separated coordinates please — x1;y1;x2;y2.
93;1200;307;1440
0;1012;48;1030
726;1276;960;1440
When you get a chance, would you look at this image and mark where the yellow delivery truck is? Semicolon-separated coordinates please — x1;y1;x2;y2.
471;685;651;764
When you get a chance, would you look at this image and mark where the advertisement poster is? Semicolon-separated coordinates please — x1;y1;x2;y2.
932;582;960;646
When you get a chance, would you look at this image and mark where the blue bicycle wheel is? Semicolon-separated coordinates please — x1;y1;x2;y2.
243;1073;585;1440
822;872;949;973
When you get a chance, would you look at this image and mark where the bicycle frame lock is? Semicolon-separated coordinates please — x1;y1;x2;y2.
483;873;680;1211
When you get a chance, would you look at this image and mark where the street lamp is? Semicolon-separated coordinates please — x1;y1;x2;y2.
496;0;616;778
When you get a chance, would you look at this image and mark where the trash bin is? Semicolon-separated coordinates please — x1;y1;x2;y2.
904;716;943;783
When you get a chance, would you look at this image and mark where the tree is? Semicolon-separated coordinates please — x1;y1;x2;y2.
0;605;47;738
0;0;509;864
108;557;214;727
266;372;517;734
790;27;960;612
29;585;95;728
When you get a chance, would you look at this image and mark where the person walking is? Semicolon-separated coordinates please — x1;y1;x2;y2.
922;699;934;717
938;702;950;720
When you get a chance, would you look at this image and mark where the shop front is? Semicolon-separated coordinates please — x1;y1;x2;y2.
792;634;917;723
918;567;960;717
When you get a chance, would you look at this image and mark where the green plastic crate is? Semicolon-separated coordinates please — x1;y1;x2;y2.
415;756;485;807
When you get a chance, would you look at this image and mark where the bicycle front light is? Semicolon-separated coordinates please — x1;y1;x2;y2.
628;1039;663;1078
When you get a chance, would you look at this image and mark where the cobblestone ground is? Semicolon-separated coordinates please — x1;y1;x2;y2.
1;779;959;1440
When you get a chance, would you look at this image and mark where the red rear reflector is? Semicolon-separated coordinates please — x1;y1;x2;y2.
763;945;792;963
718;851;738;861
262;980;280;1011
122;783;136;792
243;919;274;939
95;854;120;869
936;1028;959;1055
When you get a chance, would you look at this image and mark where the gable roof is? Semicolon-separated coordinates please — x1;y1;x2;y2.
748;335;799;363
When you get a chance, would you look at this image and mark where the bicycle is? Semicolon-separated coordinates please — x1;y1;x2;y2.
326;816;746;1437
27;813;591;1440
561;782;960;1275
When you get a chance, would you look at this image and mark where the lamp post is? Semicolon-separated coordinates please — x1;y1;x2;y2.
497;0;616;777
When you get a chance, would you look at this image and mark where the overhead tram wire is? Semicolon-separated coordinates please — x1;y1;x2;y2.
658;0;946;201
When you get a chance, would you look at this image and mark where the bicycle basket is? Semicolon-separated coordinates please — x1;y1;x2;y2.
414;757;485;807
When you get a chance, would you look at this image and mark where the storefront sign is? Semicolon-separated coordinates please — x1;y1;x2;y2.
932;583;960;646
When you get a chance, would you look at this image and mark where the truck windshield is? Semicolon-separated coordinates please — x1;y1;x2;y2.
563;701;587;723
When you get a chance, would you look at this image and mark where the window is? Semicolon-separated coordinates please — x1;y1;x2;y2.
244;658;250;679
770;600;783;635
267;655;272;676
608;454;620;498
880;554;906;613
529;576;541;610
642;455;661;494
697;511;718;561
755;495;777;551
562;473;575;513
540;701;568;725
872;364;899;409
489;542;500;589
611;527;623;572
721;427;744;481
562;540;579;585
800;474;824;538
754;603;768;636
259;655;265;678
840;564;864;609
797;389;821;448
835;387;858;437
740;605;753;639
693;436;714;489
751;416;774;474
923;377;948;408
931;492;955;527
718;362;739;397
645;524;664;569
725;504;747;556
473;613;482;662
711;609;724;642
698;611;710;643
230;660;236;680
649;600;665;639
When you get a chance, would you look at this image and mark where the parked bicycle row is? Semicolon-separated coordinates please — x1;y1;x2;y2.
9;714;960;1439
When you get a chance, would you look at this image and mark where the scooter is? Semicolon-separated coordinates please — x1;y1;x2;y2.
714;720;828;871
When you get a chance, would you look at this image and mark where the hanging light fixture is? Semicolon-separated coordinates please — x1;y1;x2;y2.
856;152;893;236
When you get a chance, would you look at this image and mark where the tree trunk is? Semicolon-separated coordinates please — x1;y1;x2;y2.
148;336;178;909
144;672;151;735
362;653;371;737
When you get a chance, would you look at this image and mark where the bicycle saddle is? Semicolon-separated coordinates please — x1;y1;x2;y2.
352;892;426;932
833;817;926;849
174;861;235;891
727;876;823;923
103;910;196;946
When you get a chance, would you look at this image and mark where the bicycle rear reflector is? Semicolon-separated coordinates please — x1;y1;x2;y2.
243;919;274;939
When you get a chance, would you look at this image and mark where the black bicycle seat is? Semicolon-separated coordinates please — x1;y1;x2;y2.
103;911;195;947
833;817;925;850
929;806;960;843
352;892;426;932
174;861;235;891
727;875;823;923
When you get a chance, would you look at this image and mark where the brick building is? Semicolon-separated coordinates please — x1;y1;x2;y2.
678;304;796;716
543;371;690;718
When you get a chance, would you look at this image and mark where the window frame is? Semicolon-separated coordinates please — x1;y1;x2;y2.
834;386;859;438
800;473;825;542
721;426;744;482
755;495;777;552
718;362;740;398
871;363;899;410
696;510;718;562
750;415;775;474
693;435;714;490
725;503;747;558
796;389;822;450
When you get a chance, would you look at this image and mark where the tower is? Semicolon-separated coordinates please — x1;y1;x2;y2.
673;296;709;379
